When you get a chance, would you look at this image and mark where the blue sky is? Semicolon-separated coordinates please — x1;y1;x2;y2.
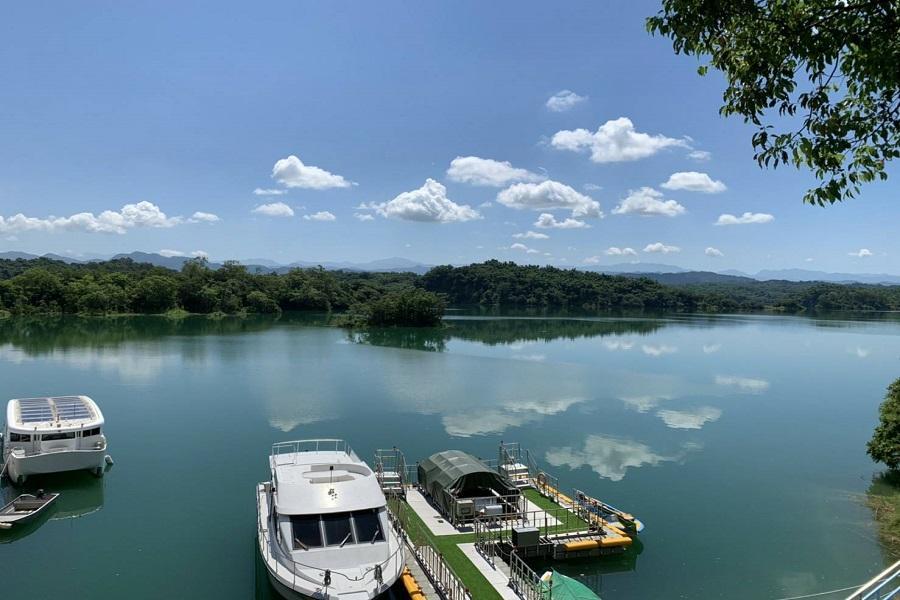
0;1;896;273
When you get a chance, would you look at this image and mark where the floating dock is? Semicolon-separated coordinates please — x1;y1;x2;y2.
377;442;642;599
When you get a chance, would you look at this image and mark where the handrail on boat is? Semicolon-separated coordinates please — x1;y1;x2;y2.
270;439;356;460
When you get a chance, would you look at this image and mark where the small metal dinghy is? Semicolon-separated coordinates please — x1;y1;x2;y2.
0;490;59;529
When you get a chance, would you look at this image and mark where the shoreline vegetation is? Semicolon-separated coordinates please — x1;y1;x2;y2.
867;379;900;560
3;257;900;326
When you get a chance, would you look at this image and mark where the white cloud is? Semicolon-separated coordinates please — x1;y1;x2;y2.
446;156;543;187
271;155;353;189
545;434;687;482
642;344;678;356
583;256;602;265
303;211;336;222
551;117;689;163
716;212;774;225
583;183;602;191
253;188;287;196
0;201;187;235
702;344;722;354
534;213;589;229
442;397;583;437
252;202;295;218
354;213;375;222
497;180;602;219
159;249;208;258
688;150;712;161
715;375;770;393
190;211;220;223
643;242;681;254
510;242;540;254
705;247;724;257
606;246;638;256
612;187;685;217
849;248;873;258
371;179;480;223
661;171;726;193
657;407;722;430
546;90;587;112
513;231;549;240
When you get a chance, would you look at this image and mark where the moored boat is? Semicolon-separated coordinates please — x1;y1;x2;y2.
256;439;405;599
0;490;59;529
2;396;110;484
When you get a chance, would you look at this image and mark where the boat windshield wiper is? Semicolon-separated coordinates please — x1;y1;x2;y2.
294;537;308;550
370;528;381;543
340;532;352;547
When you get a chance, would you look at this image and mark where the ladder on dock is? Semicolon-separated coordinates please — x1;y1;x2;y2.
498;441;539;489
375;447;408;498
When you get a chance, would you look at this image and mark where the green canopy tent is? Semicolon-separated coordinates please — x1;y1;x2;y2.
541;570;601;600
417;450;520;517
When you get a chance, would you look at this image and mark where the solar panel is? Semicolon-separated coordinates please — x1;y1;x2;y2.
53;396;92;421
18;398;53;423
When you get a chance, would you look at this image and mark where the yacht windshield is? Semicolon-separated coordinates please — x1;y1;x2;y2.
290;515;323;550
353;509;384;542
322;512;354;546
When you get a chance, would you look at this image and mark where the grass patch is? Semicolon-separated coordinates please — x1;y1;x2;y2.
523;489;590;534
389;497;500;600
867;473;900;558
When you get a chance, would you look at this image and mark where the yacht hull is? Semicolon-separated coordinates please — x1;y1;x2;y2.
256;482;402;600
6;447;107;483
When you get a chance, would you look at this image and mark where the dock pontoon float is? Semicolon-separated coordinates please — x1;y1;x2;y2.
256;439;405;599
2;396;110;485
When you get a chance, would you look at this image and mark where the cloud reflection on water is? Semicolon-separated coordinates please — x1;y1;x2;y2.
546;434;699;481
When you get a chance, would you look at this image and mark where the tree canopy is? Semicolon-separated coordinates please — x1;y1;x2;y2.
647;0;900;205
868;378;900;471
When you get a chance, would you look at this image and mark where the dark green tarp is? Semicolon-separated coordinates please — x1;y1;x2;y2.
541;570;601;600
417;450;519;515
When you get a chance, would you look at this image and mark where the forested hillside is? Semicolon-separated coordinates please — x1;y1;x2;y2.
1;257;899;318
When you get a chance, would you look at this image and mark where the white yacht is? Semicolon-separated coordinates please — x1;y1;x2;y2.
256;439;405;599
2;396;109;484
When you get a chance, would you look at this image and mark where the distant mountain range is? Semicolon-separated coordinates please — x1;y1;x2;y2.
3;251;900;284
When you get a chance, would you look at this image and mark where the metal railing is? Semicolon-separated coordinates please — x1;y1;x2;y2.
387;498;472;600
847;561;900;600
474;504;588;549
271;439;356;459
445;491;528;527
508;551;549;600
374;447;408;498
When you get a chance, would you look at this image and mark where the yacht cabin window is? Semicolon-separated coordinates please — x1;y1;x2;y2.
42;431;76;441
82;427;101;437
322;512;354;547
352;509;384;543
9;432;31;442
290;515;323;550
289;510;384;551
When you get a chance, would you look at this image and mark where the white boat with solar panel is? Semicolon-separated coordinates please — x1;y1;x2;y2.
256;439;405;599
2;396;109;484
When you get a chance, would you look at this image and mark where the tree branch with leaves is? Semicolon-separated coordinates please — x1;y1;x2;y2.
647;0;900;205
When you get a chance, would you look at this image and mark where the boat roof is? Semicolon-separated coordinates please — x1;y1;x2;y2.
270;441;385;515
6;396;104;432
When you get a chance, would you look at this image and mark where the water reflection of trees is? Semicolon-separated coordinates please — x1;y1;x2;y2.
0;314;293;356
346;317;669;353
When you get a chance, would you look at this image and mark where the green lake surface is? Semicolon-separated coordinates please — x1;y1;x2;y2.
0;312;898;599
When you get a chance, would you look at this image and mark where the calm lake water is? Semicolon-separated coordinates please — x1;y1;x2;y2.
1;312;898;599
